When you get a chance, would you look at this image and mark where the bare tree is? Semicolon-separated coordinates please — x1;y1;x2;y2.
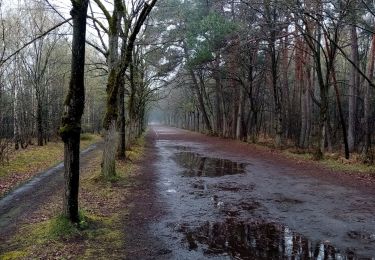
60;0;89;223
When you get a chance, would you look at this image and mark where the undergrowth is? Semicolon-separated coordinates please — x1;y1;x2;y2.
284;149;375;174
0;135;145;259
0;134;101;198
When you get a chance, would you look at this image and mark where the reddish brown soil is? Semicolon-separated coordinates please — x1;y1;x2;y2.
154;126;375;192
122;130;171;259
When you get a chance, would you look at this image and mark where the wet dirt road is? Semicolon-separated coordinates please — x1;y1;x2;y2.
143;126;375;259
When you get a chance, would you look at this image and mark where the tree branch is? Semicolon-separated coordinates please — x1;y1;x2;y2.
0;18;72;66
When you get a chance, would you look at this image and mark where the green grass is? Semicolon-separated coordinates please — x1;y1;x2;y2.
0;134;101;197
0;251;28;260
0;186;127;259
0;143;64;178
284;149;375;174
0;215;80;259
80;133;97;142
284;150;314;161
321;158;375;173
0;134;147;259
126;135;145;161
0;134;101;177
30;215;79;241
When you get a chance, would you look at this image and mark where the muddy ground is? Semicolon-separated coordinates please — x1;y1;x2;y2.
1;126;375;259
125;126;375;259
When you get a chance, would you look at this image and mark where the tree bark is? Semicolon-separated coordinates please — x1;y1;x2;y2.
102;0;157;177
236;85;243;140
316;32;328;159
271;45;282;148
363;31;375;161
213;66;222;135
332;68;350;159
37;101;44;146
264;0;282;148
348;25;359;152
117;76;126;159
102;1;120;177
188;69;213;133
116;13;125;160
103;119;117;175
60;0;89;223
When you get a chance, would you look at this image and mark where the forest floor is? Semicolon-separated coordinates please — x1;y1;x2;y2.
0;133;101;198
1;126;375;259
0;135;146;259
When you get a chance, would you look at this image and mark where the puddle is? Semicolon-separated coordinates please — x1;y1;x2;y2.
167;145;192;151
174;152;248;177
275;197;304;205
155;133;375;259
239;201;261;211
192;182;208;191
178;219;357;259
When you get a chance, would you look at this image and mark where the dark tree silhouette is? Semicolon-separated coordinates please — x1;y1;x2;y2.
60;0;89;223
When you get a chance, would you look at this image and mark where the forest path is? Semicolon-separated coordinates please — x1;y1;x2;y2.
0;142;102;239
125;125;375;259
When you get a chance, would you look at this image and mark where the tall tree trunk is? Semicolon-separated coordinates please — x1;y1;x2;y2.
219;88;227;137
60;0;89;223
213;74;221;135
316;67;328;158
117;77;126;159
102;1;157;177
102;71;120;177
296;35;306;148
188;69;212;133
314;21;328;159
265;1;282;148
36;100;43;146
332;68;350;159
306;60;313;147
102;2;120;177
12;77;19;150
348;25;359;152
363;31;375;161
236;86;243;140
281;32;290;139
271;48;282;148
197;110;200;132
102;118;118;176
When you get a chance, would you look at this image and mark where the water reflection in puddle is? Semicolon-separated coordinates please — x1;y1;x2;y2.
174;152;248;177
178;219;356;259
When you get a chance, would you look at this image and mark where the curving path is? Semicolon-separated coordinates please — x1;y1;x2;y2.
0;143;102;240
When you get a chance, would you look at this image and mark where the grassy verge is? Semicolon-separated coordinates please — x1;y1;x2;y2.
0;136;145;259
0;133;102;198
242;134;375;174
243;134;375;177
282;149;375;174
